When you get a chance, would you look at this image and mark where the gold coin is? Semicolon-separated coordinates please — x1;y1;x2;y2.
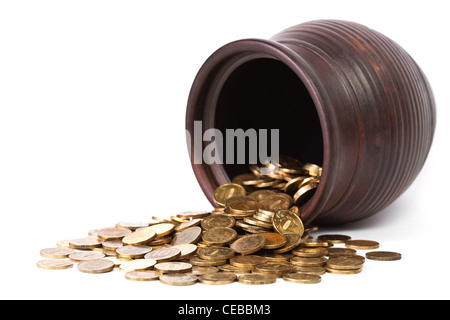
230;234;266;255
345;240;380;250
238;274;276;285
115;222;149;230
202;227;237;245
40;247;75;259
190;266;219;275
228;200;259;216
144;247;181;262
124;270;161;281
302;163;322;177
172;243;197;259
317;234;351;244
290;256;327;267
249;189;276;201
189;256;227;267
229;255;267;269
69;237;102;250
122;227;157;245
218;264;253;274
365;251;402;261
147;235;172;246
116;245;152;259
291;266;326;276
102;240;123;251
261;233;287;249
201;214;236;230
253;263;293;277
174;219;202;232
283;272;321;284
159;274;197;286
146;223;175;237
37;259;73;270
272;210;304;236
284;176;310;197
197;247;235;261
119;259;157;272
96;227;132;240
243;217;273;229
293;182;319;206
326;247;357;257
69;251;105;262
259;196;291;213
325;266;362;275
176;211;210;219
299;238;331;247
171;226;202;245
213;183;247;207
77;259;115;274
326;257;364;270
199;273;237;285
292;247;328;258
154;262;192;273
56;239;72;248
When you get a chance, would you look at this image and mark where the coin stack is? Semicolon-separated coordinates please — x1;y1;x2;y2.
37;156;402;286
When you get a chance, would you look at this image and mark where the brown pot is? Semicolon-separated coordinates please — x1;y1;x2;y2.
185;19;436;225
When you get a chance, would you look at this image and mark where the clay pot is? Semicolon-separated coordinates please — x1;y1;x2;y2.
185;19;436;225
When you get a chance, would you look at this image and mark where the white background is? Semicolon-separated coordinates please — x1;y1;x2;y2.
0;0;448;300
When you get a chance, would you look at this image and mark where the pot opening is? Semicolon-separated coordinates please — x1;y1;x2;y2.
214;58;324;181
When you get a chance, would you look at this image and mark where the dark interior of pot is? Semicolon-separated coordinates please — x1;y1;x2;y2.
214;58;324;180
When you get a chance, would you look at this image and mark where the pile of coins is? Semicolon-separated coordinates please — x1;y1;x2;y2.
37;157;401;285
231;156;322;207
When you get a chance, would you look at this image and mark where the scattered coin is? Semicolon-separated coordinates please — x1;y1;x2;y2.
238;274;276;285
69;238;102;250
202;227;237;245
40;247;75;259
229;255;267;269
96;227;132;240
272;210;304;236
345;240;380;250
199;272;236;285
69;251;105;262
201;214;235;230
144;247;181;262
230;234;266;255
122;227;157;245
197;247;235;261
37;259;73;270
155;262;193;274
214;183;247;207
283;272;321;284
317;234;351;244
119;259;157;272
261;233;287;249
191;266;219;275
116;245;152;259
326;257;364;270
124;270;161;281
366;251;402;261
147;223;176;237
159;274;198;286
171;226;202;245
77;259;115;274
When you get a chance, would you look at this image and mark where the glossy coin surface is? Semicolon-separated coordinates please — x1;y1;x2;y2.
238;274;276;285
213;183;247;207
36;259;73;270
202;227;237;245
122;227;157;245
96;227;132;240
159;274;197;286
197;247;235;261
154;262;193;273
144;247;181;262
345;240;380;250
230;234;266;255
40;247;75;259
365;251;402;261
272;210;304;236
171;226;202;245
124;270;161;281
201;214;235;230
198;273;236;285
77;259;115;274
283;273;321;284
